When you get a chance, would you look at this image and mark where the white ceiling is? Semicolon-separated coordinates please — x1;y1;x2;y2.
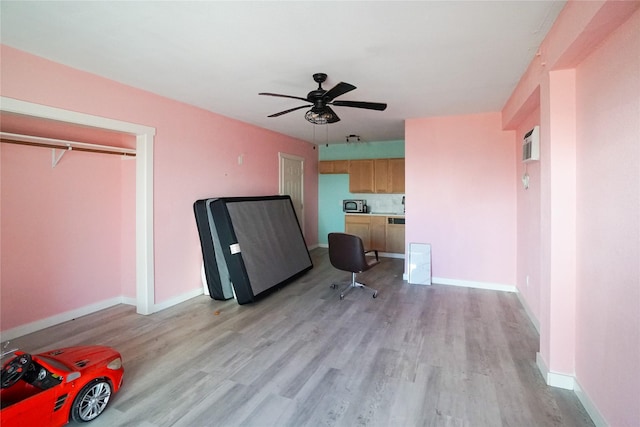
0;1;565;144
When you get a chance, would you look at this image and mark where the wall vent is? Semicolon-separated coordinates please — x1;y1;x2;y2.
522;125;540;162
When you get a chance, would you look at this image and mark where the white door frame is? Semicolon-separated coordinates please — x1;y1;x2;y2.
1;96;156;315
278;152;305;234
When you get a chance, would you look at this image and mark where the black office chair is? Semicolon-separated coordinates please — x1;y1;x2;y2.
328;232;380;299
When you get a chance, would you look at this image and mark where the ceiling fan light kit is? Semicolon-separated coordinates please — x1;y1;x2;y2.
305;110;334;125
260;73;387;125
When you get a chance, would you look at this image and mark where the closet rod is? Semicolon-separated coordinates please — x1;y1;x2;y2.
0;132;136;156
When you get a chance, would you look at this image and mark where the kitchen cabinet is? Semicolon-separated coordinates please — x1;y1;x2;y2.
345;158;405;194
386;222;406;254
319;160;349;174
348;160;375;193
374;158;405;193
387;158;405;193
374;159;389;193
344;214;371;249
370;216;386;250
345;214;405;254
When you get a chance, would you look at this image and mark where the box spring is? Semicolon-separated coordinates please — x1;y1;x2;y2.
193;195;312;304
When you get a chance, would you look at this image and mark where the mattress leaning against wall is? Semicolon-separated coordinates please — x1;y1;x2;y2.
193;195;313;304
193;199;235;300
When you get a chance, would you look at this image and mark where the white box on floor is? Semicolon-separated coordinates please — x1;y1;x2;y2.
408;243;431;285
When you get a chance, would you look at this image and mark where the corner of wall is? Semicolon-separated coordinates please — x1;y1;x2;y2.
535;352;575;390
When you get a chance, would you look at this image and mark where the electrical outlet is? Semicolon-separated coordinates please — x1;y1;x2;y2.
526;275;530;287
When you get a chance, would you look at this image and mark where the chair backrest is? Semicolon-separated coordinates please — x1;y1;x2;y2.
328;232;369;273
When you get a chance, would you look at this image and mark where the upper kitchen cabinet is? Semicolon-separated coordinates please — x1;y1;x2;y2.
348;158;405;194
387;158;405;193
374;159;389;193
320;157;405;194
318;160;349;174
374;158;405;193
348;159;375;193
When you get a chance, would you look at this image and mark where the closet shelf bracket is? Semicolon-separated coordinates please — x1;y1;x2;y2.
52;146;71;168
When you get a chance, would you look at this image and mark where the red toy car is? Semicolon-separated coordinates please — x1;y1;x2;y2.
1;345;124;426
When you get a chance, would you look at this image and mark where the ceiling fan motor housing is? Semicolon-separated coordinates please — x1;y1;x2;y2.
308;91;328;110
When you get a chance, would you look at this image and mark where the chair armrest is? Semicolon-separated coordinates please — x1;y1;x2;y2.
365;249;379;261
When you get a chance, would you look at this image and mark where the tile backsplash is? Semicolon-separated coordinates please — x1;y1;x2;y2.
353;193;405;215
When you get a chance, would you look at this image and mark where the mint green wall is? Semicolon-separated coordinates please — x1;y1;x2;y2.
319;139;404;160
319;174;351;238
318;140;404;244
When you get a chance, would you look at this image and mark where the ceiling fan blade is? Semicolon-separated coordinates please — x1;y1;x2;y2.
322;82;356;102
259;92;309;103
267;105;310;117
331;100;387;111
324;106;341;123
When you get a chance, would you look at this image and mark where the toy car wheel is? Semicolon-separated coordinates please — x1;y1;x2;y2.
71;378;112;422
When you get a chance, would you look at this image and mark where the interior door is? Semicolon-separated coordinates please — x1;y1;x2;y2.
279;153;304;235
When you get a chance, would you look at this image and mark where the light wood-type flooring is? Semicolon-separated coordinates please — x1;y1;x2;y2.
10;248;594;426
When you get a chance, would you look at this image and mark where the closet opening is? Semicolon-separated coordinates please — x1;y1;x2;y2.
1;97;156;339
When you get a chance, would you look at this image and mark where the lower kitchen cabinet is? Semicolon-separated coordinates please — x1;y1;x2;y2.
386;223;405;254
344;214;405;254
344;214;372;249
370;216;386;250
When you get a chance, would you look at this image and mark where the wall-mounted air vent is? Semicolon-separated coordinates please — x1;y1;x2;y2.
522;125;540;162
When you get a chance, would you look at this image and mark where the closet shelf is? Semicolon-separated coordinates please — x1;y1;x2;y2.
1;132;136;156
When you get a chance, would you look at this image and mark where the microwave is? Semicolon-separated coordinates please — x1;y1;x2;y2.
343;199;367;213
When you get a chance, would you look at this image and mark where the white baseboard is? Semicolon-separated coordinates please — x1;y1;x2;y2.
152;287;204;312
432;277;517;293
1;297;129;341
536;353;605;425
317;243;404;260
574;378;608;427
1;288;206;341
535;352;575;390
515;289;540;334
378;252;404;259
121;296;137;306
400;276;517;292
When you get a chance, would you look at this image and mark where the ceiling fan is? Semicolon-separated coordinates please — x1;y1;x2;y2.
259;73;387;124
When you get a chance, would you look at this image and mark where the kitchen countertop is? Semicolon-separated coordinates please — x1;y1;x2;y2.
346;212;405;217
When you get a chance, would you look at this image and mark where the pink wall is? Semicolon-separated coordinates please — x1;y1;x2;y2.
120;159;136;300
1;144;125;329
515;107;541;326
542;69;578;375
503;2;640;425
575;8;640;425
405;112;517;286
502;0;640;129
1;45;318;330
